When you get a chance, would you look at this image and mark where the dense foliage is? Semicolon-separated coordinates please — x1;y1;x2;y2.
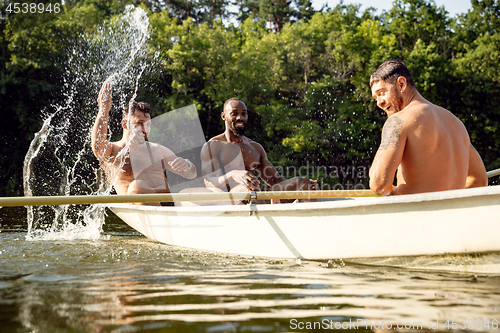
1;0;499;196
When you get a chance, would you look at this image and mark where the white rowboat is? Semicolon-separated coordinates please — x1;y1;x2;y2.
108;185;500;260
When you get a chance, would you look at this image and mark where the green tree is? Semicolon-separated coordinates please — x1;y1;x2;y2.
234;0;260;23
452;0;500;53
143;0;233;23
1;0;68;195
259;0;294;31
453;33;500;171
236;0;316;31
385;0;452;59
0;0;131;196
265;8;397;187
295;0;315;21
448;0;500;175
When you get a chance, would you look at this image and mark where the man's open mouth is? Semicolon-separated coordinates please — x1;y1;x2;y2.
134;131;147;139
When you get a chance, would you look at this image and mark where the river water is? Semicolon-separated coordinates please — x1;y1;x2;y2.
5;5;500;332
1;206;500;333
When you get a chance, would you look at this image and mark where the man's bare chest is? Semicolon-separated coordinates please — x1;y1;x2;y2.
217;143;261;171
115;147;165;177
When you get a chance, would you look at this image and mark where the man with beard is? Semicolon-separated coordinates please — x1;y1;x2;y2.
91;81;197;205
369;59;487;196
200;98;317;198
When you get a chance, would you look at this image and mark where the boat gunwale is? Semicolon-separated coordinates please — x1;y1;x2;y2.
107;185;500;214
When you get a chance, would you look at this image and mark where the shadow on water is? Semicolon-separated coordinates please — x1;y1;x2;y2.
0;205;134;236
0;207;28;232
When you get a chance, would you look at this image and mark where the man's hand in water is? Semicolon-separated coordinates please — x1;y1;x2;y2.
168;157;193;172
97;81;112;113
230;170;260;191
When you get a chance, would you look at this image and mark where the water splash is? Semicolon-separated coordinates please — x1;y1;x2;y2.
23;6;153;241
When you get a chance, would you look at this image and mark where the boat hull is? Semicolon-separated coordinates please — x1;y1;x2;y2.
108;186;500;260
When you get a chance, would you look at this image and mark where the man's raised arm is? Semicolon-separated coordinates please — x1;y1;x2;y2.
91;81;114;162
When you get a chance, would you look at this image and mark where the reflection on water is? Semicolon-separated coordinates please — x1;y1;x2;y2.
1;209;500;333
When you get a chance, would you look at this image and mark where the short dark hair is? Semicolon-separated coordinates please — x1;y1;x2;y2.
370;59;415;88
223;97;244;112
123;101;154;118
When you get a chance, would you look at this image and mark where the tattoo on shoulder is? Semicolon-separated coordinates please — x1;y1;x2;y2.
379;116;403;150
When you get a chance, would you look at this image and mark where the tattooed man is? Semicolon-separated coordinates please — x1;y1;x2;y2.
368;60;487;195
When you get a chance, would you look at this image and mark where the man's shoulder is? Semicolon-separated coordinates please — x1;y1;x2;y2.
111;139;126;147
150;142;175;155
246;138;265;150
108;140;126;155
403;101;461;127
205;135;266;154
400;101;426;117
382;114;406;141
207;134;261;146
146;141;165;148
208;133;226;142
202;136;227;155
395;101;434;128
403;98;450;118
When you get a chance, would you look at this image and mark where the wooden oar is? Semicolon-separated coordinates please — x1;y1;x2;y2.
0;189;376;207
4;165;498;207
487;167;500;178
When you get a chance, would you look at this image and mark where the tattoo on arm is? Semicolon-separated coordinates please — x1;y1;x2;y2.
379;116;403;150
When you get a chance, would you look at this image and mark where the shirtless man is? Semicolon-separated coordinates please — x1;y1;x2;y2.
91;81;197;205
369;59;487;195
200;98;317;197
